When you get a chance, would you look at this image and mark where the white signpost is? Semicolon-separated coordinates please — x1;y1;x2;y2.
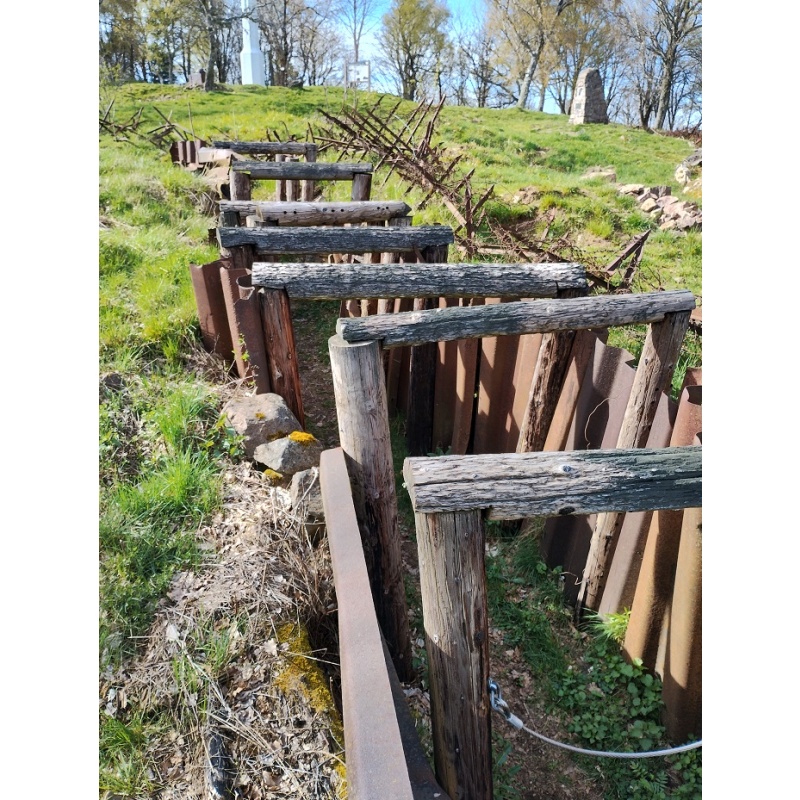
240;0;266;86
346;61;371;91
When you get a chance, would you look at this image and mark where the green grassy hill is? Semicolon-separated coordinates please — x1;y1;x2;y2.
99;81;702;799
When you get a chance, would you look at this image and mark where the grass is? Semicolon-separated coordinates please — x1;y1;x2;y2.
99;79;701;797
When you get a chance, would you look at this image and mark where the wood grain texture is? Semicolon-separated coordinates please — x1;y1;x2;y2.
402;446;701;519
251;261;587;298
338;291;696;348
328;335;413;680
219;225;455;254
220;200;411;227
211;140;314;155
415;509;492;800
232;160;373;180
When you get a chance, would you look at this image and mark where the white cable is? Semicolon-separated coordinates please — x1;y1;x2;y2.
488;678;701;760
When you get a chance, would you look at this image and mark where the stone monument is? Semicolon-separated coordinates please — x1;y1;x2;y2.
569;68;608;125
240;0;266;86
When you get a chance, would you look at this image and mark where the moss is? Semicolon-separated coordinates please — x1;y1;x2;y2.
288;430;318;446
262;468;283;484
274;623;345;757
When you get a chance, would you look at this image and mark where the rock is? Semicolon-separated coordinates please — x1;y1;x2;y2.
253;432;323;475
582;166;617;182
618;184;645;196
222;393;301;459
290;468;325;539
657;195;680;209
640;198;659;213
652;185;671;198
649;208;663;221
512;186;540;205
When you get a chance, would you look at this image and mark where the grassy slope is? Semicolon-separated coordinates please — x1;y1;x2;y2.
99;81;702;798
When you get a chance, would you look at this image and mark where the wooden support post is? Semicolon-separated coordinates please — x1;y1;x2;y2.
287;156;301;201
260;289;304;426
516;287;587;453
415;509;492;800
407;243;449;456
351;171;372;201
229;168;251;201
328;334;413;680
275;154;286;201
302;144;317;201
577;310;692;613
221;208;239;227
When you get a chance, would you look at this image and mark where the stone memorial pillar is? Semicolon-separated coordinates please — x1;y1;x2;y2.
240;0;266;86
569;68;609;125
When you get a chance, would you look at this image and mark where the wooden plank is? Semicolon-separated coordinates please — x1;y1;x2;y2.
578;310;692;612
232;160;374;180
402;446;701;519
351;171;372;201
251;261;587;298
339;291;697;348
219;225;455;254
197;147;234;165
211;140;313;155
328;335;413;680
229;168;251;201
220;200;412;227
415;509;491;800
302;145;317;201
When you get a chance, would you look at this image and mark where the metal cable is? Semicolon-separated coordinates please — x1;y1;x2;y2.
488;678;702;760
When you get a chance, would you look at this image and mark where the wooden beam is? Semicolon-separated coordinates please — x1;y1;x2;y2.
211;140;313;155
218;225;455;254
220;200;412;227
338;290;697;348
328;334;414;680
251;261;587;298
231;161;374;180
402;446;701;519
415;509;492;800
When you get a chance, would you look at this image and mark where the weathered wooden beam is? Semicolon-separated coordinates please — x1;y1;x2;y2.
229;168;251;201
328;334;413;680
302;145;317;201
231;160;373;180
251;261;587;298
403;446;701;519
211;140;313;156
218;225;455;254
339;290;696;348
415;509;492;800
351;171;372;201
578;310;692;612
220;200;412;227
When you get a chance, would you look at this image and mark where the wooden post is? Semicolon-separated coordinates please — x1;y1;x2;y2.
275;154;286;201
260;289;304;426
328;334;413;680
351;171;372;202
516;287;587;453
287;156;301;201
302;144;317;201
415;509;492;800
406;243;448;456
221;208;239;227
229;168;251;202
577;310;692;613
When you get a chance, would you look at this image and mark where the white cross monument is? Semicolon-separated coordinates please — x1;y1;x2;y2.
240;0;266;86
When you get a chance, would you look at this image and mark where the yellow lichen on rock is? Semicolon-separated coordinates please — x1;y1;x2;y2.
262;468;284;484
288;430;318;446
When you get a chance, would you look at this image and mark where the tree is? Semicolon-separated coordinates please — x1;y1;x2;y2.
334;0;380;63
379;0;451;102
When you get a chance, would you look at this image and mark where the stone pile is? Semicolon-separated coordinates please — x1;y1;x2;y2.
617;184;702;232
223;392;325;536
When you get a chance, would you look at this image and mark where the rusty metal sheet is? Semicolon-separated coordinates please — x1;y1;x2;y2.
219;269;271;393
599;389;677;615
431;298;460;452
319;448;434;800
189;260;234;362
624;369;702;672
541;340;636;605
506;331;543;453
